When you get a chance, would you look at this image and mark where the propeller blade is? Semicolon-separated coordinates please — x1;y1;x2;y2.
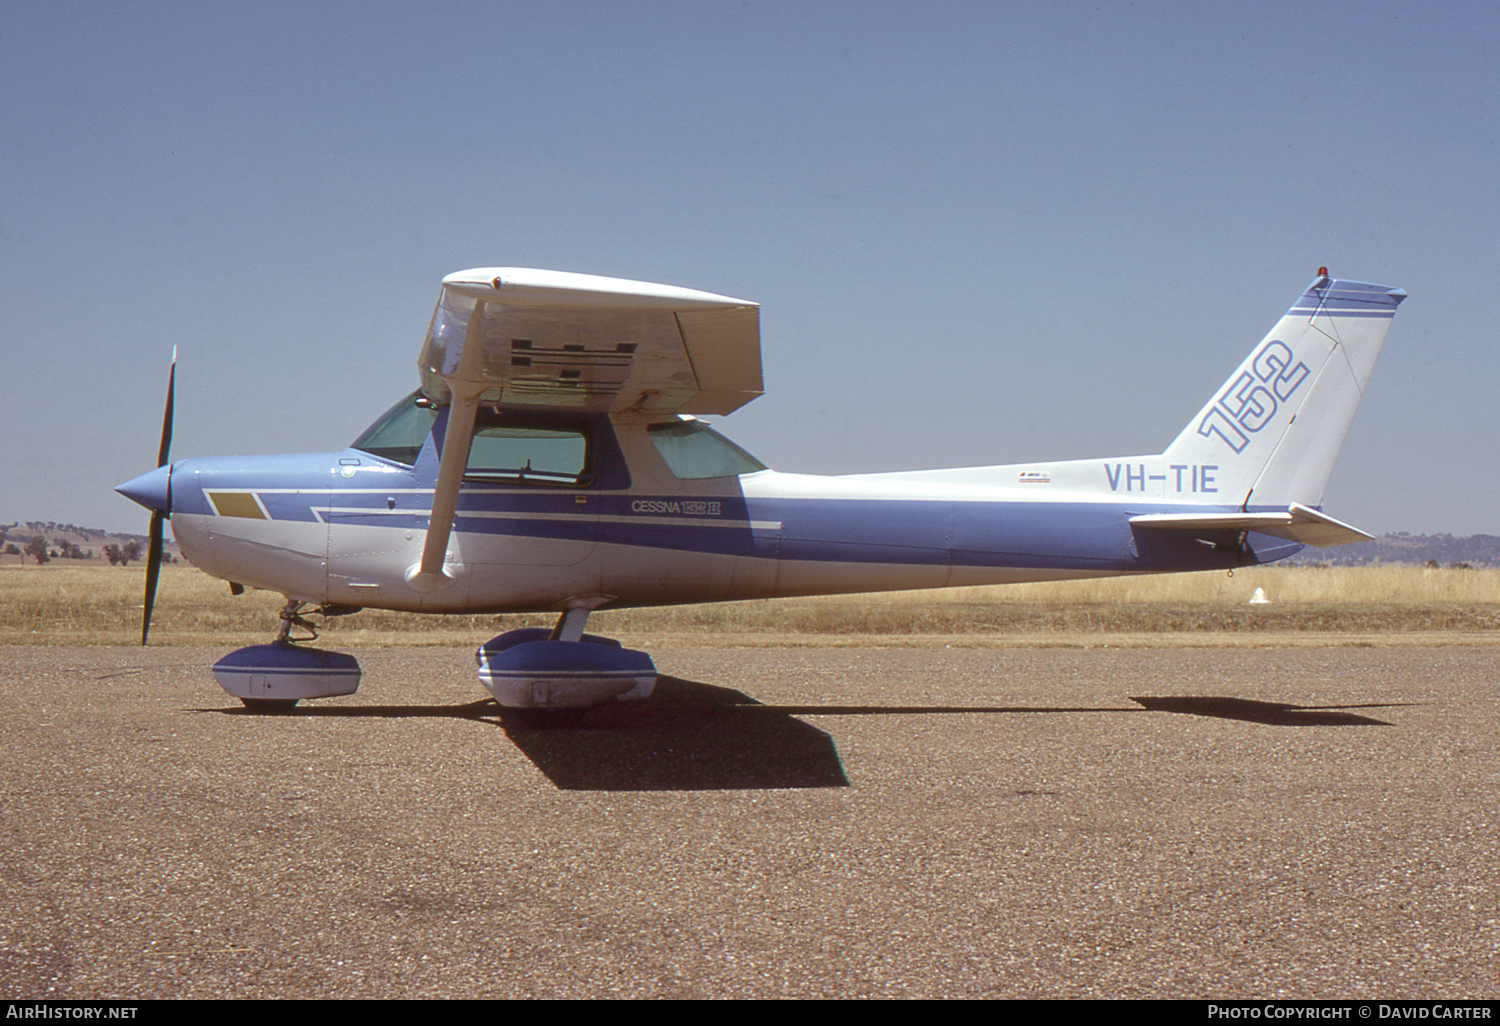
141;349;176;646
142;511;164;646
156;347;176;468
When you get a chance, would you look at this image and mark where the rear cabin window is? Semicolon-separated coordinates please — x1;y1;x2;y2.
353;392;592;486
647;420;767;479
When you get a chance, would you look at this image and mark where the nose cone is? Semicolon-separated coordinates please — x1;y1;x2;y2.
116;464;172;515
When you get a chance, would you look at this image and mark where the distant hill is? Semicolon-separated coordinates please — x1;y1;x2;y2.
1285;533;1500;568
0;520;181;565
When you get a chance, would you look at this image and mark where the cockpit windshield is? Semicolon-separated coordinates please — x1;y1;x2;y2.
351;392;436;466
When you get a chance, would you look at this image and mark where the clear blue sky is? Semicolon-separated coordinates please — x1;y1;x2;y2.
3;0;1496;536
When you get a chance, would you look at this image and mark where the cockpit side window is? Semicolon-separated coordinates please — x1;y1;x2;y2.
647;419;767;479
465;417;590;485
353;392;595;487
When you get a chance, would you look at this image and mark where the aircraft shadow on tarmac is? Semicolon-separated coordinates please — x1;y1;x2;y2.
201;680;1411;791
203;676;1127;791
1130;695;1413;726
204;676;849;791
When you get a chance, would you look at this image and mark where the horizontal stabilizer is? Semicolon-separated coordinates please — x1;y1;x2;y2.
1130;502;1373;548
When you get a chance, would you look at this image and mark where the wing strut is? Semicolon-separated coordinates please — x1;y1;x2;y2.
406;303;489;592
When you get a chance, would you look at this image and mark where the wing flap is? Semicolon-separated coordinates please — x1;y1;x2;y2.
1130;502;1373;548
419;268;761;415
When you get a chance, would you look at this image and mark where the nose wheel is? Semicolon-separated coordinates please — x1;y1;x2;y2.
211;599;362;709
239;697;300;713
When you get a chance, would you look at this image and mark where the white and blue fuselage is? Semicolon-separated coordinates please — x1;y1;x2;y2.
147;415;1296;616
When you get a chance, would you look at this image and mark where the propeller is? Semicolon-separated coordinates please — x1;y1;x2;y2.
140;348;176;645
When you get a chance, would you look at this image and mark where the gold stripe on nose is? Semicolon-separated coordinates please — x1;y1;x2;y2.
206;491;267;519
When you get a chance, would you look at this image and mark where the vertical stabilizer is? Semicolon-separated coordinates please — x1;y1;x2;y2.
1161;274;1405;509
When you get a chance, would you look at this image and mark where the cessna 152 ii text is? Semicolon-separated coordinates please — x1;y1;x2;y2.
117;267;1405;718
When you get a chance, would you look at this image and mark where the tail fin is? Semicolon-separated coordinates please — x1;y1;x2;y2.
1161;272;1406;510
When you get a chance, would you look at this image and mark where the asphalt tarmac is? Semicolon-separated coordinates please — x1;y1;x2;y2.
2;644;1497;999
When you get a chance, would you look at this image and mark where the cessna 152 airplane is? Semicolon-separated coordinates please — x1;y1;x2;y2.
117;267;1405;717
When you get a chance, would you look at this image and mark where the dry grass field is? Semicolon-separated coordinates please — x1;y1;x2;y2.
3;560;1497;648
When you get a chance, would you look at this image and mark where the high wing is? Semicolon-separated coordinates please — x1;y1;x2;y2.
1130;502;1373;548
418;267;762;415
411;268;761;589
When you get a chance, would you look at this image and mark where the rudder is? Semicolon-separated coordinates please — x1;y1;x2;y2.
1161;273;1406;510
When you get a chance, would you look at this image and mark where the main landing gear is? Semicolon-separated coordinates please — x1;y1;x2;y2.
476;606;657;712
210;601;656;722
